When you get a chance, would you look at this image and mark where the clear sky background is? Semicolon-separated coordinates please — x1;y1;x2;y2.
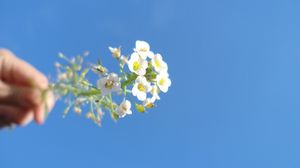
1;0;300;167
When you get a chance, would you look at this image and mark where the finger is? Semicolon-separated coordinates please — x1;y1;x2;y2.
0;49;49;89
0;81;43;109
45;90;55;114
38;91;56;123
31;88;56;124
0;81;55;124
13;87;52;125
0;116;12;128
0;104;32;126
17;111;34;126
0;49;56;124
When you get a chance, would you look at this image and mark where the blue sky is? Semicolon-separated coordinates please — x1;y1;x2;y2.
1;0;300;167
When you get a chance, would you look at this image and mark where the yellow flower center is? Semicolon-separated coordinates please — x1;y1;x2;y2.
140;48;147;52
159;78;165;86
145;102;154;108
138;83;146;92
155;59;161;68
99;66;106;73
133;61;140;71
105;80;114;89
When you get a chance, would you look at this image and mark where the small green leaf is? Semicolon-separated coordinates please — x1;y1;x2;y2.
121;73;138;89
144;66;157;82
148;62;153;68
97;59;103;66
79;68;89;81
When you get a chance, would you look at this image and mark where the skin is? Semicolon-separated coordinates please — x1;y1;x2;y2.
0;49;55;128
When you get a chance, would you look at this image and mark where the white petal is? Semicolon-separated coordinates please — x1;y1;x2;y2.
147;51;154;59
160;85;169;93
141;77;151;88
127;59;137;73
141;76;148;83
130;52;140;60
128;62;134;73
120;56;128;64
109;73;119;81
160;61;168;72
159;71;169;78
127;110;132;115
108;47;114;52
137;92;147;101
145;83;152;92
166;78;172;87
141;59;148;68
139;52;148;60
153;93;160;101
136;76;146;83
152;54;168;73
150;96;157;103
155;53;163;60
97;78;107;88
132;85;139;96
136;40;150;51
118;110;126;118
137;68;146;76
124;100;131;109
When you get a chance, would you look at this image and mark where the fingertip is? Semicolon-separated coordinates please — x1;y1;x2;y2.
34;106;44;125
36;90;55;125
46;91;56;113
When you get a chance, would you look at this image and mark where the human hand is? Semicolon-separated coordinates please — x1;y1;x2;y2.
0;49;55;128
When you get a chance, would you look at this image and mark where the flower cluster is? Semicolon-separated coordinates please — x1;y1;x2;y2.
51;41;171;126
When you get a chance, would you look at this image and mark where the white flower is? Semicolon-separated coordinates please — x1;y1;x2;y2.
58;73;67;80
128;52;148;76
151;85;160;102
54;62;61;68
97;73;121;96
134;40;154;59
156;72;171;93
74;106;82;115
108;47;121;58
143;98;155;108
132;76;152;101
151;53;168;73
117;100;132;118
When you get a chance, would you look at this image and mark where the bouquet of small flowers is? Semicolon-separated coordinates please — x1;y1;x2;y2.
50;41;171;126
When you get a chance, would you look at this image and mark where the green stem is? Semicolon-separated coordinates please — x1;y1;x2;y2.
90;99;96;119
78;89;101;97
108;93;114;112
